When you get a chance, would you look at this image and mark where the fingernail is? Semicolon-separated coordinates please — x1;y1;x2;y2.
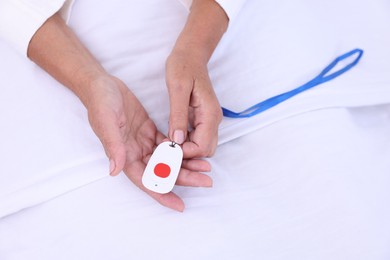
109;159;115;176
173;130;185;144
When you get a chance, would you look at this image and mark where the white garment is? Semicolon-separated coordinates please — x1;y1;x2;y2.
0;0;243;55
178;0;246;22
0;0;74;54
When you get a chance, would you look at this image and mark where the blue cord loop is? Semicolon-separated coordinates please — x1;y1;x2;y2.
222;48;364;118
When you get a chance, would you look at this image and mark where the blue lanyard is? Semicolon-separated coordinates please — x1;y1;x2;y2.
222;48;364;118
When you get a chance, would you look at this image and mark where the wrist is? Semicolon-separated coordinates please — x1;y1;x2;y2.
169;45;209;67
172;0;228;64
80;73;119;110
70;69;109;108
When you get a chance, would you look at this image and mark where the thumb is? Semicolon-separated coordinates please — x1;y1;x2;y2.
89;111;127;176
106;139;126;177
167;80;192;145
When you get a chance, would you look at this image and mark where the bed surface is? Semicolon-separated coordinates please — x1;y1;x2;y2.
0;0;390;259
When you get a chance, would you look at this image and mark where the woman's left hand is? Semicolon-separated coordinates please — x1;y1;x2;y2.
165;0;228;159
166;49;222;159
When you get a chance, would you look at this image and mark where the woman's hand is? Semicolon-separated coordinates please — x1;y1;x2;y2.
166;50;222;158
86;76;213;212
28;13;212;212
166;0;228;158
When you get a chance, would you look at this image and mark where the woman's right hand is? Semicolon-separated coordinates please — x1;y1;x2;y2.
86;76;213;212
28;13;211;212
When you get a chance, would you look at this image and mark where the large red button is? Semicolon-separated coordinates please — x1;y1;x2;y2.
154;163;171;178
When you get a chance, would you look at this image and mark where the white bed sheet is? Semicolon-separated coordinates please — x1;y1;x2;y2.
0;0;390;258
1;0;390;218
1;106;390;259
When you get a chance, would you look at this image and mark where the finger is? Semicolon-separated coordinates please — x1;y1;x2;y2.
182;117;220;158
159;136;213;172
107;142;127;177
183;83;222;158
181;159;211;172
89;110;126;176
176;168;213;187
166;76;192;145
153;192;185;212
125;161;186;212
155;132;167;145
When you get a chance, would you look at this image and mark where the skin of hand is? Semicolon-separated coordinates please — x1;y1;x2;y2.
27;13;213;212
166;0;229;158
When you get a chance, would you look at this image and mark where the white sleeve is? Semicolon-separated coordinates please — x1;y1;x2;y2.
178;0;246;22
0;0;74;56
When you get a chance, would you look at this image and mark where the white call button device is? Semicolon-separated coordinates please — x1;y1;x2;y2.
142;141;183;194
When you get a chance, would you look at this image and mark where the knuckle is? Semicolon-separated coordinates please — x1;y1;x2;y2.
214;107;223;122
208;142;218;157
167;78;192;94
198;145;212;158
105;140;123;152
206;106;223;126
170;110;188;124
